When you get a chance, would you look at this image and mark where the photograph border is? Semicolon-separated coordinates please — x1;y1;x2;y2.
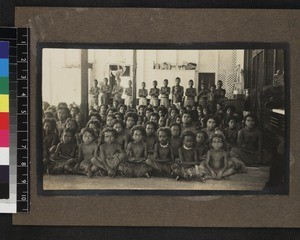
36;42;290;197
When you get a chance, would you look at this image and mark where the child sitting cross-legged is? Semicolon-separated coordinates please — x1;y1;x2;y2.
112;119;129;150
91;127;126;177
171;130;199;181
45;128;77;174
199;134;237;180
117;125;152;178
146;127;174;176
66;127;98;177
230;114;262;166
175;133;243;181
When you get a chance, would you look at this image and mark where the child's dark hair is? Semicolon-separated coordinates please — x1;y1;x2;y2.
204;114;220;126
102;127;118;139
106;114;116;120
181;110;196;122
196;130;208;142
89;112;101;122
62;128;75;137
210;84;216;89
125;112;138;123
58;102;68;109
111;119;125;129
244;114;257;127
138;105;145;111
181;130;196;142
43;101;50;109
224;105;236;113
180;106;187;112
145;121;158;132
227;115;239;124
170;122;181;132
149;112;159;121
44;110;54;119
99;105;107;112
143;107;153;115
175;114;182;120
70;106;80;115
43;118;56;129
153;80;158;84
87;119;101;129
130;125;146;137
106;107;117;115
57;106;70;116
158;117;166;127
157;106;168;116
209;133;226;149
118;104;127;112
169;107;179;116
217;80;223;85
157;127;171;139
114;112;124;121
202;107;210;115
47;105;57;113
81;127;96;140
66;118;79;132
126;108;137;114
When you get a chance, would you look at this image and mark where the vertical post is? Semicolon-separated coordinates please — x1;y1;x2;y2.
132;49;137;108
81;49;89;126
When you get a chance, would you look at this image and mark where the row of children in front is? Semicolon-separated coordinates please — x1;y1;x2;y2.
42;102;262;181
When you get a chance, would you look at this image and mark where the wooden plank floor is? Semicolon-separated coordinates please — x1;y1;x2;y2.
43;167;270;191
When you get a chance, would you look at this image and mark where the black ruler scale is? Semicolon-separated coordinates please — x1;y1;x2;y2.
0;27;30;213
16;28;30;213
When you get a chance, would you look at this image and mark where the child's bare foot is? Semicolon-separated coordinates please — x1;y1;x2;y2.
175;176;180;181
199;177;206;182
86;171;93;178
145;173;150;178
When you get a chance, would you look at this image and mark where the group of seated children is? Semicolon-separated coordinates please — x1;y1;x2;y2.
42;84;262;182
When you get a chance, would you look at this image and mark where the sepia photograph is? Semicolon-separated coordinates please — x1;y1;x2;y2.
37;44;288;194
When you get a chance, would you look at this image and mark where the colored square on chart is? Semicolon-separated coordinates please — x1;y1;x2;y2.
0;59;9;76
0;130;9;147
0;165;9;182
0;77;9;94
0;42;9;59
0;113;9;129
0;183;9;199
0;148;9;165
0;95;9;112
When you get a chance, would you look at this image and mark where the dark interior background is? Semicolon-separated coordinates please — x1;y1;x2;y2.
1;0;300;239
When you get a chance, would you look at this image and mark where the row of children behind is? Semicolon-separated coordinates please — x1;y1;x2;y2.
43;102;262;181
91;77;226;116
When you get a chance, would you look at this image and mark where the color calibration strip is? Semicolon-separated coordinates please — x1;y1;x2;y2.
0;41;10;200
0;27;17;213
0;27;30;213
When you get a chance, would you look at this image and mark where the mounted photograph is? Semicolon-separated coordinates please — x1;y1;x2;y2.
37;44;289;195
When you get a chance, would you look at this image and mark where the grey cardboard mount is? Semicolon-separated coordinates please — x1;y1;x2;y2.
14;7;300;227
